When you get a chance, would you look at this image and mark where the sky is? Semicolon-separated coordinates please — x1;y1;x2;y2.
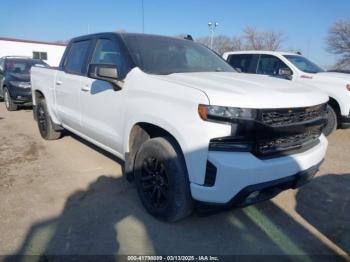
1;0;349;67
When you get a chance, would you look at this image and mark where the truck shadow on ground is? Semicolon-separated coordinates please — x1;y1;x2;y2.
5;132;348;259
6;175;348;258
296;173;350;254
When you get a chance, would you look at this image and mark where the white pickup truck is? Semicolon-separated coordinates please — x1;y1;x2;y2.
31;33;328;221
223;51;350;135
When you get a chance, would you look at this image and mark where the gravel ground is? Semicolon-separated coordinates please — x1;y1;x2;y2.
0;104;349;258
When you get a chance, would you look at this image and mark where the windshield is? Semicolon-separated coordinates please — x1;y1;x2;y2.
122;34;235;75
284;55;324;74
5;59;48;74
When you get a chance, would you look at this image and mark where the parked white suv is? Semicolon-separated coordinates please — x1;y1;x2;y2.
223;51;350;135
31;33;328;221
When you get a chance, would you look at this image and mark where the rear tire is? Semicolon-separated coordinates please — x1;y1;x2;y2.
36;99;62;140
4;88;18;111
134;137;193;222
323;105;337;136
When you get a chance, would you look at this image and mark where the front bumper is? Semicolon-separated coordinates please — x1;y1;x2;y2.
190;134;327;204
339;115;350;129
13;95;32;105
7;86;32;105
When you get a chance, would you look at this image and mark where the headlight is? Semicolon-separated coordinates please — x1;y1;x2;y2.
9;81;31;88
198;104;257;123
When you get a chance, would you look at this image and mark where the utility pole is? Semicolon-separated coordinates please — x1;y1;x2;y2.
208;21;218;50
142;0;145;33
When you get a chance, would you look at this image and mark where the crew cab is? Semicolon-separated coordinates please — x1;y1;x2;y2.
223;51;350;135
0;56;48;111
31;33;328;221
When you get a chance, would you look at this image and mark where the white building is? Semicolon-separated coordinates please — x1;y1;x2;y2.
0;37;66;67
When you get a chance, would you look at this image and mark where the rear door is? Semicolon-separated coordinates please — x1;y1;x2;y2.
227;54;258;73
0;58;5;97
80;36;128;153
55;39;93;132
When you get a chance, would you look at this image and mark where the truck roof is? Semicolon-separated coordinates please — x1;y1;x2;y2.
222;50;300;57
1;56;32;59
69;32;189;43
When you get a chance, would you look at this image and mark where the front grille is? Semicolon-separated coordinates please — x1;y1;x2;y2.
261;103;327;127
257;129;321;156
209;103;326;158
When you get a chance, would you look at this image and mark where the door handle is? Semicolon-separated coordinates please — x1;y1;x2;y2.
81;86;91;92
56;80;62;86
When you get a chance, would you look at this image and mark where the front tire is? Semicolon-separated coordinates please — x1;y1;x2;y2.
134;137;193;222
323;105;337;136
4;88;18;111
36;99;62;140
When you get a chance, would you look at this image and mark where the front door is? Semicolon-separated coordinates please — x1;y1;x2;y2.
80;37;127;153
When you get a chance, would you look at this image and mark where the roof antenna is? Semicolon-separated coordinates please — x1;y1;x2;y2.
184;35;193;41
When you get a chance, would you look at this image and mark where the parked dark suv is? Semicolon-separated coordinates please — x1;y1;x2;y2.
0;56;48;111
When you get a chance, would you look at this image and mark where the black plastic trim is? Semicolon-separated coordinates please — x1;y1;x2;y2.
204;161;217;187
195;160;323;211
339;115;350;129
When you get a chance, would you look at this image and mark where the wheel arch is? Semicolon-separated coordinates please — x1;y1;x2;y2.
32;89;61;125
33;89;45;105
328;97;341;117
125;122;188;182
129;122;184;153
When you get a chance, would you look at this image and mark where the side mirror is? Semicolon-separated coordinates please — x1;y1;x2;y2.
278;68;293;80
88;64;121;90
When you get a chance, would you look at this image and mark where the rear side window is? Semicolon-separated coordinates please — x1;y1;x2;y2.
257;54;290;76
227;54;254;73
65;40;91;74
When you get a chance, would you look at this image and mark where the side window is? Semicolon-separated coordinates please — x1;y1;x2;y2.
33;52;48;61
228;54;254;73
91;39;124;73
257;54;291;76
65;40;91;75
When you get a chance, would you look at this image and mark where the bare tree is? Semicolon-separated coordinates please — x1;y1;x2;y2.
243;26;264;50
115;28;127;33
327;20;350;69
230;36;244;51
174;34;187;39
243;26;283;51
196;35;240;55
195;26;284;54
262;31;284;51
196;36;211;47
213;35;234;54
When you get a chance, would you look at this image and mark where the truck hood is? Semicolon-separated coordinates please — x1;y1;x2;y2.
6;73;30;82
159;72;328;109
